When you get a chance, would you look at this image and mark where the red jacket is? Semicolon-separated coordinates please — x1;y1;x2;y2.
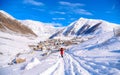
60;48;64;55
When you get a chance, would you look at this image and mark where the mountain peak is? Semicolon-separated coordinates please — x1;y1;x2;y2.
78;17;88;20
0;10;15;19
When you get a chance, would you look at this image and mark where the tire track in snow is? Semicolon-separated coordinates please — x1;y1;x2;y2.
50;58;64;75
63;53;90;75
69;53;120;75
64;54;75;75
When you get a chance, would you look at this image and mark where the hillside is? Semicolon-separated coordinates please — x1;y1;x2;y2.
0;10;37;37
20;20;58;37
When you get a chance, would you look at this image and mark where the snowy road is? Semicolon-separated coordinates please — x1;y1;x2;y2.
64;53;90;75
0;49;120;75
40;49;120;75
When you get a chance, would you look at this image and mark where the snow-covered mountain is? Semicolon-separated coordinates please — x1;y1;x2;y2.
20;20;58;37
50;18;120;39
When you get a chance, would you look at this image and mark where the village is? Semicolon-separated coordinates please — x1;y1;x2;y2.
8;36;93;65
29;36;93;54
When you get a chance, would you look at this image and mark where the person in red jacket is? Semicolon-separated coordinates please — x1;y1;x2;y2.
60;48;64;58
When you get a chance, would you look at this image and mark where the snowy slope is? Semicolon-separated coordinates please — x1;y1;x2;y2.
20;20;58;37
0;32;31;67
0;34;120;75
0;29;120;75
64;31;120;75
50;18;120;39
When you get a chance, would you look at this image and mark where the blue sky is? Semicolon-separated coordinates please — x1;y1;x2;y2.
0;0;120;26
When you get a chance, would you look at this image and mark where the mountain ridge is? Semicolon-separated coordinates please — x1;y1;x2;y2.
49;17;120;39
0;10;120;39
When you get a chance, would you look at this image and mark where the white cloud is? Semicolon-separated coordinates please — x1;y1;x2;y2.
58;1;92;16
50;11;66;15
105;3;116;14
52;18;65;20
32;8;45;12
74;9;93;15
24;0;44;6
59;1;85;7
